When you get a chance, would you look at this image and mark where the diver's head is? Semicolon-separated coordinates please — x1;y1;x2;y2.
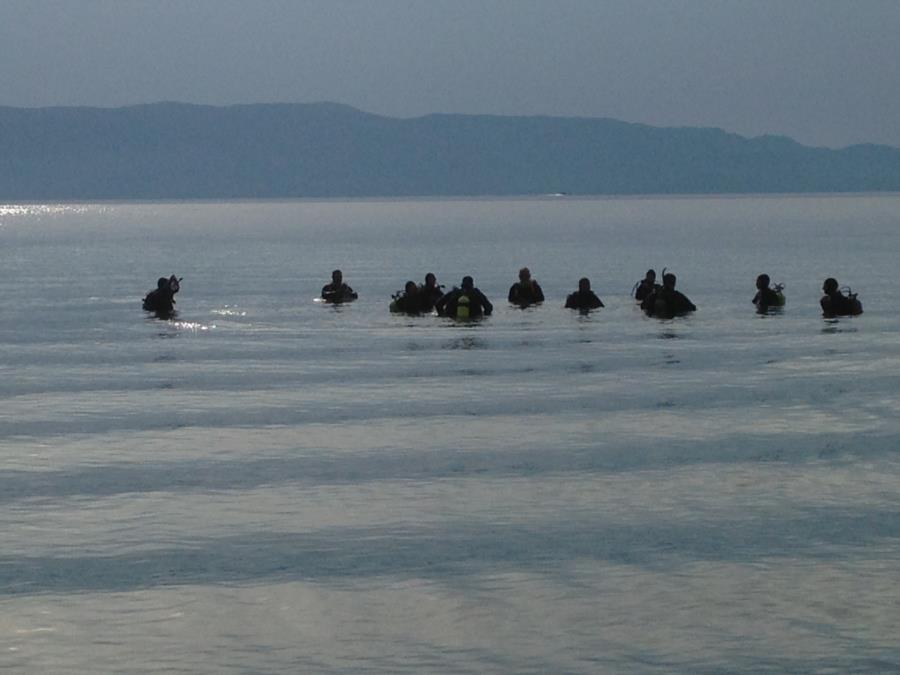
404;280;417;295
425;272;437;288
157;277;168;290
578;277;591;292
662;273;676;289
332;269;342;285
756;274;770;290
645;269;656;282
823;278;839;294
519;267;531;283
461;276;474;291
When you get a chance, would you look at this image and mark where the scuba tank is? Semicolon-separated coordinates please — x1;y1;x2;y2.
456;293;471;319
773;282;786;306
653;296;671;317
389;288;403;313
841;286;863;314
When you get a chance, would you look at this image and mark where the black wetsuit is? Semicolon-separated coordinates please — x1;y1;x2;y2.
142;289;176;314
391;293;422;314
641;288;696;317
321;283;358;304
508;281;544;306
418;285;444;312
821;291;862;317
634;280;659;302
565;290;604;310
753;288;782;311
436;287;493;318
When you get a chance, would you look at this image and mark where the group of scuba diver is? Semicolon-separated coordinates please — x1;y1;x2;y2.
389;267;602;317
142;267;863;321
632;268;861;318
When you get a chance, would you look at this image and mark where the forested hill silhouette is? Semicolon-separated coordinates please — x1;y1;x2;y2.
2;102;900;199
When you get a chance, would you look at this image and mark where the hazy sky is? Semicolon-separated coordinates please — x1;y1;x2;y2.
1;0;898;148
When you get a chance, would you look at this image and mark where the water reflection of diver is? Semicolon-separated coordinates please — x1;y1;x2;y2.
390;281;422;314
321;269;358;304
633;269;660;302
640;272;696;317
436;276;493;319
565;277;604;310
752;274;785;313
419;273;444;312
143;275;181;316
508;267;544;307
820;278;863;317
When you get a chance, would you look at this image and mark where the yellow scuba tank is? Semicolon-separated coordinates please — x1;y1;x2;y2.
456;293;471;319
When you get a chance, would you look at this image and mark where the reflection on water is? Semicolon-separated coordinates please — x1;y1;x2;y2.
210;306;247;317
403;341;427;351
443;335;486;350
152;319;215;337
822;318;859;334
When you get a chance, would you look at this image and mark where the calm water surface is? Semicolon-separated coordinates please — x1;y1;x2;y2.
1;195;900;673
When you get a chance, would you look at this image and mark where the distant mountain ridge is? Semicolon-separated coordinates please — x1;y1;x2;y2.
1;102;899;199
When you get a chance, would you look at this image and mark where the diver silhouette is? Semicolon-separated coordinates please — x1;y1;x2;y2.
565;277;604;310
436;276;493;319
641;272;696;318
321;269;358;304
508;267;545;307
820;278;862;317
143;275;181;318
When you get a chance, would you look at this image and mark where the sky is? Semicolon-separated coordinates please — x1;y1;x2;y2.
1;0;898;149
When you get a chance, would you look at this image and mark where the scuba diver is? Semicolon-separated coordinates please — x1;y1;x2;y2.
752;274;785;313
565;277;604;311
633;269;659;302
390;281;422;314
142;275;181;317
640;272;696;318
508;267;545;307
418;273;444;312
321;269;358;304
820;278;863;317
435;276;493;319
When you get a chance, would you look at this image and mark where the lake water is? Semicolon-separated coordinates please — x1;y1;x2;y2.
2;194;900;674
